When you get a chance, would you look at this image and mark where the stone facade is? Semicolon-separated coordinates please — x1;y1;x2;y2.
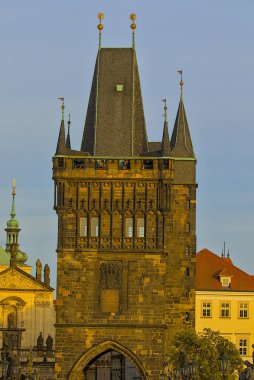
53;156;196;379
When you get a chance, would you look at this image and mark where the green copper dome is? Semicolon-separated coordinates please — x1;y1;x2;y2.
7;218;19;228
0;245;11;266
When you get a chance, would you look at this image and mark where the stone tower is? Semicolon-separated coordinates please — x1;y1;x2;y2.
53;20;196;380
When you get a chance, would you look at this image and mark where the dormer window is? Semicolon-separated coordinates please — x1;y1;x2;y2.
221;277;230;287
219;268;232;288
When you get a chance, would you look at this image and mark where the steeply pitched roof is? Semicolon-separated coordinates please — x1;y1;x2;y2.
55;119;66;155
161;120;170;156
196;248;254;291
81;48;148;156
170;96;195;158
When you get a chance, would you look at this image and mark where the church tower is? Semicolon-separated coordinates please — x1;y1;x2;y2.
53;15;196;380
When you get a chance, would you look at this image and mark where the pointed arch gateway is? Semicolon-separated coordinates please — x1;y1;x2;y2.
68;340;149;380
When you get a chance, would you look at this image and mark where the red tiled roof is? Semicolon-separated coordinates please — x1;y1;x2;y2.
196;248;254;291
219;268;233;277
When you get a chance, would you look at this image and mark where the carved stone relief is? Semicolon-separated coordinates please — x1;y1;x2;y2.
100;263;121;289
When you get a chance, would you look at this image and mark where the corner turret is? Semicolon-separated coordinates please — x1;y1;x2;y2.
170;73;195;158
55;98;66;155
161;99;170;156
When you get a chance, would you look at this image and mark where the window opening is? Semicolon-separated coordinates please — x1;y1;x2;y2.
91;217;99;237
80;217;88;237
73;159;85;168
126;218;133;238
137;218;144;238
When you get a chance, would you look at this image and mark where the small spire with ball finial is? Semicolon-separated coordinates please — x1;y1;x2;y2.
130;13;137;49
97;13;104;50
177;70;184;98
58;97;65;121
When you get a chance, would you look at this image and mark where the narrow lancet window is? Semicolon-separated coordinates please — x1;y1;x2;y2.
125;218;133;238
80;217;87;237
91;217;99;237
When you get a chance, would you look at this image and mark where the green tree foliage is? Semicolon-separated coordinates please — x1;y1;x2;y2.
166;328;243;379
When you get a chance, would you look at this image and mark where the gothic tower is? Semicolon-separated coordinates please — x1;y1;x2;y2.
53;15;196;380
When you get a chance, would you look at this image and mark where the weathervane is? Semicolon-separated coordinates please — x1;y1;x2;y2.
130;14;137;49
58;97;65;121
97;13;104;49
162;99;168;122
177;70;184;96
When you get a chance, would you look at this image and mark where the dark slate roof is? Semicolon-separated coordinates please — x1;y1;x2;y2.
161;121;170;156
148;142;162;152
81;48;148;157
55;120;66;155
170;96;195;158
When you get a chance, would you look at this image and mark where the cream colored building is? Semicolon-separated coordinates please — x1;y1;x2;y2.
0;184;55;378
196;248;254;362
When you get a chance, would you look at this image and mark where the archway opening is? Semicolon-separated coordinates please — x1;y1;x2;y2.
83;349;142;380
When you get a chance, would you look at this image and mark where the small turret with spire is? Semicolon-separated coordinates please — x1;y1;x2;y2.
170;70;195;158
5;179;28;265
161;99;170;156
55;98;66;155
66;114;71;149
5;178;20;251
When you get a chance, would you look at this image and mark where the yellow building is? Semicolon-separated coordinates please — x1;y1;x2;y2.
0;182;55;379
196;248;254;362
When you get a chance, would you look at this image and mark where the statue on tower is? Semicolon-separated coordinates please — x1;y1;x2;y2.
36;259;42;282
37;332;44;351
44;264;50;286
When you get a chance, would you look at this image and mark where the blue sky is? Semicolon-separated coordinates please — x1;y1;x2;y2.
0;1;253;288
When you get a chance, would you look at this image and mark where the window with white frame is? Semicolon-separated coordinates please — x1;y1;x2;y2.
239;302;248;318
238;338;248;356
220;302;230;318
201;301;212;317
220;277;231;287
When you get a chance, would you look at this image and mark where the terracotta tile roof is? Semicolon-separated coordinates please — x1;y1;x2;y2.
219;268;233;277
196;248;254;291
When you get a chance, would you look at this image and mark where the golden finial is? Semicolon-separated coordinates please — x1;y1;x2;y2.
97;13;104;49
177;70;184;97
12;178;16;197
130;14;137;48
58;97;65;121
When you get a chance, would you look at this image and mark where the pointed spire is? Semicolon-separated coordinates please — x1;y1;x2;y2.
130;14;137;49
66;114;71;149
81;47;148;156
161;99;170;156
97;13;104;50
227;249;230;258
170;71;195;158
11;178;17;221
6;179;20;252
56;98;66;155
